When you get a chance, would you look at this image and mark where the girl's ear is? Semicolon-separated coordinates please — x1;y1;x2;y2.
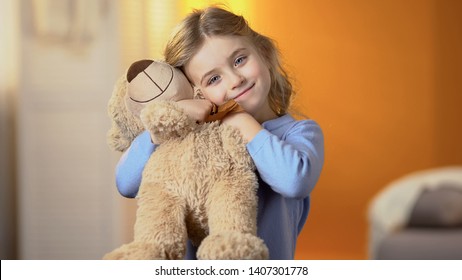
194;86;205;99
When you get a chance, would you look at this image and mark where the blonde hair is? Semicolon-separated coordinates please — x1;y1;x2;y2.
164;6;294;116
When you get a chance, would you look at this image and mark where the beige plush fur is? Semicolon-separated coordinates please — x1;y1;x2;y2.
103;60;268;260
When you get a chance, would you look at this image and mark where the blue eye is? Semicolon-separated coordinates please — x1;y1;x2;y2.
207;75;221;85
234;56;247;66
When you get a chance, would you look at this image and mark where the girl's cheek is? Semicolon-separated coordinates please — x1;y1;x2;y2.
210;90;226;104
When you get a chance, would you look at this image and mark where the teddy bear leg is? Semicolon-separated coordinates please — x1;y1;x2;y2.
105;185;188;260
103;242;163;260
197;231;269;260
197;176;269;260
135;185;189;259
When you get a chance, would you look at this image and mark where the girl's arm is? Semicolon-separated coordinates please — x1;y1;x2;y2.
223;112;324;199
247;121;324;199
115;130;157;198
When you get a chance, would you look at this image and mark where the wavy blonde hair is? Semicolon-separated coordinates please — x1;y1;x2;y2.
164;6;294;116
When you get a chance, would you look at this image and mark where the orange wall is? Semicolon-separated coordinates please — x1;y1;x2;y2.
246;0;462;259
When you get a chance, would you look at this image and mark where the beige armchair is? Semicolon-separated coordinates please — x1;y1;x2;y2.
368;166;462;259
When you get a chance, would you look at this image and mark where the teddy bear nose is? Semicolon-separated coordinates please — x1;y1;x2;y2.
127;59;154;82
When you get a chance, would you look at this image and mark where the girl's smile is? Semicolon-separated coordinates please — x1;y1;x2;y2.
234;83;255;101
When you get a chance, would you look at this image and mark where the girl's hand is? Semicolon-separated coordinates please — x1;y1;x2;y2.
176;99;214;123
222;111;262;143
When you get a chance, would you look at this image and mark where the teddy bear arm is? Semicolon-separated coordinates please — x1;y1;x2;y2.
107;75;145;152
107;122;132;152
140;100;197;144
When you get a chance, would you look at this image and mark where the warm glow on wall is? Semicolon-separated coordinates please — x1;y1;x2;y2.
144;1;177;58
118;0;179;68
179;0;253;17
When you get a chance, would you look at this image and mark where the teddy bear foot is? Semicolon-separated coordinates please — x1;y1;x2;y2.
103;242;165;260
197;232;269;260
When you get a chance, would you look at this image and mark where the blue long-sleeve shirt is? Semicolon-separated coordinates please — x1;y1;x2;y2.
116;114;324;259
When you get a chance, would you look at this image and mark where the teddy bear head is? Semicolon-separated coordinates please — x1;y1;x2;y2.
107;59;194;152
125;59;194;118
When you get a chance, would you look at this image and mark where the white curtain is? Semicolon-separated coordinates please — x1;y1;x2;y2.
15;0;122;259
0;0;20;259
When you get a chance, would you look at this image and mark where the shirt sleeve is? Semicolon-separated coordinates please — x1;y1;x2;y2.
246;120;324;199
115;130;157;198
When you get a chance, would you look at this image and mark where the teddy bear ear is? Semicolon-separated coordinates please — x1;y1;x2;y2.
127;59;154;82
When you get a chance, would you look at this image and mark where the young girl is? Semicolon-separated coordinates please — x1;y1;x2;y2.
116;6;324;260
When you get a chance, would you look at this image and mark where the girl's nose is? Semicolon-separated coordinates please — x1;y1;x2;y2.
230;71;245;89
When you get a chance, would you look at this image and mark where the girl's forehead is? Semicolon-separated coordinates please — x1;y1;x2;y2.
198;35;253;55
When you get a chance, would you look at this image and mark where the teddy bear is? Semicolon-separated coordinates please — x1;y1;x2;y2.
103;59;269;260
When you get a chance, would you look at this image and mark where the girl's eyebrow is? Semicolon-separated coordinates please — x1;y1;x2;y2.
199;47;248;85
229;47;247;59
200;68;218;85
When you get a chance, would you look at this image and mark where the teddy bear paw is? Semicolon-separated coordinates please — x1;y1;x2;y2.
197;232;269;260
140;101;196;144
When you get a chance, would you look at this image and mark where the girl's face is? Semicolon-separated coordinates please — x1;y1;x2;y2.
184;35;275;122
